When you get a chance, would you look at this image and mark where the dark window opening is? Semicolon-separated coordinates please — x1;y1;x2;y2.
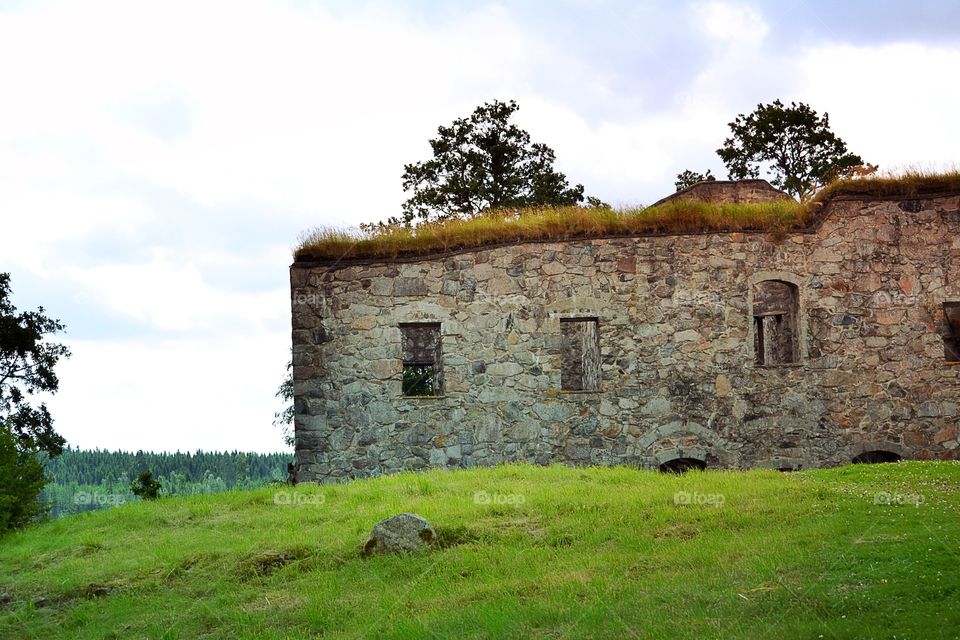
400;323;442;396
401;364;436;397
852;450;902;464
560;318;600;391
944;302;960;363
659;458;706;474
753;280;799;365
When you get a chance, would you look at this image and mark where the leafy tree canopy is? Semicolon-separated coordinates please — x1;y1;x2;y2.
675;169;715;192
0;425;47;531
399;100;586;224
273;359;294;448
131;469;162;500
716;100;869;201
0;272;70;458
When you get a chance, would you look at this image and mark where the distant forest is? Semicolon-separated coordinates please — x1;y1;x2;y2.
42;448;292;519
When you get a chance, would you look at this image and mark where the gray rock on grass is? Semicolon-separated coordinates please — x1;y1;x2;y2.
362;513;435;555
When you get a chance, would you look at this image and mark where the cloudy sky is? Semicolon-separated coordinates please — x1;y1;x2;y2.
2;0;958;453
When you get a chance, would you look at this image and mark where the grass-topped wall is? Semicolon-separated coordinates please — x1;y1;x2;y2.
294;171;960;264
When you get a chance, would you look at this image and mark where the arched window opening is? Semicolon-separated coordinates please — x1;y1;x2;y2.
659;458;706;474
852;450;902;464
753;280;799;365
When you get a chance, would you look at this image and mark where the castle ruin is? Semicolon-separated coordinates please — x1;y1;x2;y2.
290;180;960;482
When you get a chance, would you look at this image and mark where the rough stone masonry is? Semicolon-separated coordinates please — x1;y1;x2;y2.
289;180;960;482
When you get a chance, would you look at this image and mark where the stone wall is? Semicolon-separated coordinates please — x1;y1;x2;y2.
290;192;960;482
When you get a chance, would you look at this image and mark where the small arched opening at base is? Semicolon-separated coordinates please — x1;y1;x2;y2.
659;458;706;474
852;450;902;464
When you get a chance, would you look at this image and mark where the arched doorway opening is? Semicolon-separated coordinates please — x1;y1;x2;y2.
659;458;706;474
852;450;902;464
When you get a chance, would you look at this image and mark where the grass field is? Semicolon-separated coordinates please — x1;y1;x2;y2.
1;462;958;639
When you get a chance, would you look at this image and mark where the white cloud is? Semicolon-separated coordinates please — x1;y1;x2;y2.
0;0;554;226
698;2;769;43
516;97;725;206
677;10;960;182
69;250;289;332
0;188;154;273
46;335;291;452
795;42;960;171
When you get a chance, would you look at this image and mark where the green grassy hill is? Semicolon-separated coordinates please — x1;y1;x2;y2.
2;462;958;639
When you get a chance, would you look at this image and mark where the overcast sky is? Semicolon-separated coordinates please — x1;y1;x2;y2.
2;0;958;453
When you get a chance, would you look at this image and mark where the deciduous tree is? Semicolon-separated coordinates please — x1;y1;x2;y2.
0;426;46;531
0;272;70;531
130;469;162;500
400;100;586;224
716;100;868;200
0;273;70;457
273;359;294;448
675;169;715;192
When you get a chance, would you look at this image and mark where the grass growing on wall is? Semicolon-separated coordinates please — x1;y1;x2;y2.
295;199;806;262
294;170;960;263
813;167;960;201
1;462;959;639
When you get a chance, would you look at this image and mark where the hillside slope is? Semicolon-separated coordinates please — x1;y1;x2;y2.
2;462;958;639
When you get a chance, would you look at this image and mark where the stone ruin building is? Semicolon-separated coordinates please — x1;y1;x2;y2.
289;179;960;482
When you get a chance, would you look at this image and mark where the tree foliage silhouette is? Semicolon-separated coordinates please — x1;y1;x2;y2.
717;100;869;200
400;100;585;224
0;272;70;530
675;169;715;192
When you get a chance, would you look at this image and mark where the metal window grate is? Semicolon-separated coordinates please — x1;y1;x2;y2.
400;323;442;395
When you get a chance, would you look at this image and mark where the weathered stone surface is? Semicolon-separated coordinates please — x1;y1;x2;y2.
362;513;436;555
650;179;792;207
542;261;566;276
394;278;427;296
641;397;672;417
715;375;732;397
673;329;700;343
291;185;960;481
486;362;524;377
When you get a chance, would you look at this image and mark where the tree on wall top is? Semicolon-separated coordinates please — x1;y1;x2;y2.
675;169;715;192
716;100;871;201
399;100;586;224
